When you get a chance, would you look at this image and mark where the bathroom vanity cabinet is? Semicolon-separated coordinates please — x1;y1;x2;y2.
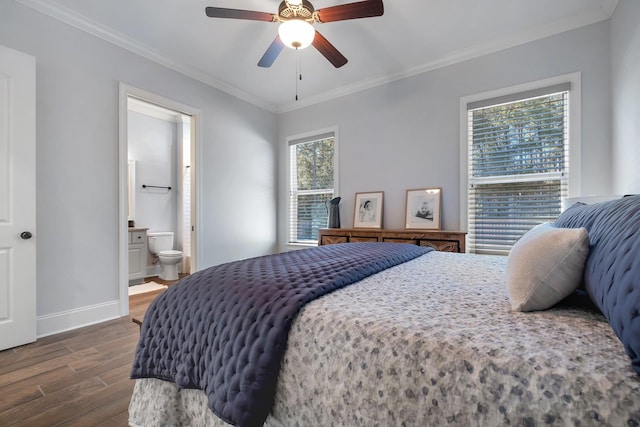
128;228;148;285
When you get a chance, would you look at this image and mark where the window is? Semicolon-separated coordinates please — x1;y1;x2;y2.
462;76;580;255
288;131;337;244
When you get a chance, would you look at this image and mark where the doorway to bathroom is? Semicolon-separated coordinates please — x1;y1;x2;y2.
118;84;201;315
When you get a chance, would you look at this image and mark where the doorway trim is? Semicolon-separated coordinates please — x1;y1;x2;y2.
117;83;202;315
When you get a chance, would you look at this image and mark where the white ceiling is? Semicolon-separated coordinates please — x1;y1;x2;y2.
18;0;618;113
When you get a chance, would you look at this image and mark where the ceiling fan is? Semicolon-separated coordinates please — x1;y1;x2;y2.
205;0;384;68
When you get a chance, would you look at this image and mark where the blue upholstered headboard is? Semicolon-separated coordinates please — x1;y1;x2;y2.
555;195;640;374
560;195;623;212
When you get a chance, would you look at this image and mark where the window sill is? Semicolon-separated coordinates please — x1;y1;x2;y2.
286;242;318;250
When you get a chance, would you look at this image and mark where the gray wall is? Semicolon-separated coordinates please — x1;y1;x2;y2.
128;111;179;237
611;0;640;194
278;20;613;250
0;2;277;333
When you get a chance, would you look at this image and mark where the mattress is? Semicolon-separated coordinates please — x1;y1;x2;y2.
129;251;640;426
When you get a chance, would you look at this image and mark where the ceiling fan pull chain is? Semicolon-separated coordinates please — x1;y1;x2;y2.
295;48;301;101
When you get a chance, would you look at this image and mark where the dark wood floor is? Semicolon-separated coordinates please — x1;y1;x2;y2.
0;276;184;426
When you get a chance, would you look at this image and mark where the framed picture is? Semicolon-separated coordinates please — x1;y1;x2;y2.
353;191;384;229
405;188;441;230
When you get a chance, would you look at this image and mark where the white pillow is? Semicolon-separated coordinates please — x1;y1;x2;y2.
506;222;590;312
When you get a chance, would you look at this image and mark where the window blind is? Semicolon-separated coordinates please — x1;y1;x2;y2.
288;134;335;244
467;89;569;255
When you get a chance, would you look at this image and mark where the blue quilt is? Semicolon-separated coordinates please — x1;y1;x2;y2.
131;242;432;427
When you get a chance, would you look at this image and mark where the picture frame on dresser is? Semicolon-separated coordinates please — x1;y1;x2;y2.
353;191;384;229
405;188;441;230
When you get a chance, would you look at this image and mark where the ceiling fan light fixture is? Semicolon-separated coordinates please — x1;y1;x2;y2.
278;19;315;49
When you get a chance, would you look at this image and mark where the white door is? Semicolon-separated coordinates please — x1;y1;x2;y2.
0;45;37;350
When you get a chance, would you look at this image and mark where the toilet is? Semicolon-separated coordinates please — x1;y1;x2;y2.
147;231;182;281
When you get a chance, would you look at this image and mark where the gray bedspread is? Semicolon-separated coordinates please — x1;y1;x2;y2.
129;252;640;426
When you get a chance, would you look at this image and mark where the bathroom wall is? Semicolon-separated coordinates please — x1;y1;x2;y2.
128;109;180;275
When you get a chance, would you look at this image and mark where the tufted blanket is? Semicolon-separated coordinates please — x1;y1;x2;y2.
130;242;431;427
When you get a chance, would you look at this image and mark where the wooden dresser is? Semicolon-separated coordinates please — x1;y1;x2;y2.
318;228;467;253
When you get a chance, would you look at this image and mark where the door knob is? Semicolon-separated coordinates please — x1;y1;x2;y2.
20;231;33;240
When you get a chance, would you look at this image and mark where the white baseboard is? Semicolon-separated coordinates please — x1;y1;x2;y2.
36;300;121;338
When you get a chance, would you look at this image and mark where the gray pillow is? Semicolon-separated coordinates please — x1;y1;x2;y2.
506;222;590;312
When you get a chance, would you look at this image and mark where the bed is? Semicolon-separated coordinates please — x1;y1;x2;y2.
129;195;640;426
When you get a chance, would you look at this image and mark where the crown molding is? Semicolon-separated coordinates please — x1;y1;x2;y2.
16;0;279;113
277;6;614;113
18;0;614;115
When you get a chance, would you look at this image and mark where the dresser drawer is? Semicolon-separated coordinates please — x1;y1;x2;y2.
321;235;348;245
419;239;459;252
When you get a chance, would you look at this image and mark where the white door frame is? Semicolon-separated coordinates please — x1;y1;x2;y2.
117;84;202;315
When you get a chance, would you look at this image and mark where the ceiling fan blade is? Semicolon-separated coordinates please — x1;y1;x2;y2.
205;7;275;22
312;31;348;68
315;0;383;23
258;36;285;68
